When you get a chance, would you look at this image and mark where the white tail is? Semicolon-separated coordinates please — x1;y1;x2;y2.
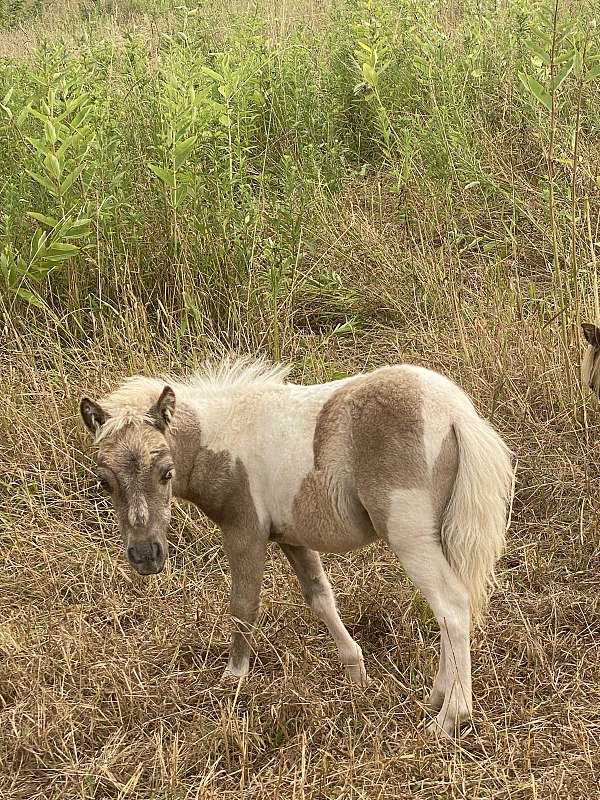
441;412;514;619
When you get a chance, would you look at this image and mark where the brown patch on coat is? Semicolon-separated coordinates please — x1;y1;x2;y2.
159;405;261;531
284;470;377;553
348;368;428;536
276;379;375;553
432;428;459;529
313;368;428;538
193;453;261;532
282;368;431;552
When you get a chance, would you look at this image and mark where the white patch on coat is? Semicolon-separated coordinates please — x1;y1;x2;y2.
387;488;435;548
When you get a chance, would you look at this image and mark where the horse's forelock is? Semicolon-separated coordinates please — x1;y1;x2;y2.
94;411;155;444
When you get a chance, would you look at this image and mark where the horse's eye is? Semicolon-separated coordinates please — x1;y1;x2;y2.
161;468;174;483
97;476;111;492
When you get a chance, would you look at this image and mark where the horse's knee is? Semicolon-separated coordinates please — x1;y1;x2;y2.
301;575;329;608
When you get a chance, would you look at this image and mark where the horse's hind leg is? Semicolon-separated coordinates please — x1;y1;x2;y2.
427;639;447;713
384;490;472;737
279;543;368;686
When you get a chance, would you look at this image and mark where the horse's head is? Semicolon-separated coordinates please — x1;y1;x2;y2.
80;386;176;575
582;323;600;397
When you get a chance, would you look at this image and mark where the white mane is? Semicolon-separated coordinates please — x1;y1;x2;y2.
182;355;291;395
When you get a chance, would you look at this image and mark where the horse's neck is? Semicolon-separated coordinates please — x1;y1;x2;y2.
167;397;207;501
167;390;261;523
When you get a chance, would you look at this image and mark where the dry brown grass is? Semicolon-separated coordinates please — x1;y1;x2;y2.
2;211;600;797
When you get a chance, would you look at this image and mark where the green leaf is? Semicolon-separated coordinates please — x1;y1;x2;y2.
44;152;62;180
71;106;92;128
556;48;576;64
25;136;46;154
66;93;88;114
362;62;378;87
0;249;17;284
26;262;54;281
174;184;190;208
525;41;551;65
30;228;47;258
44;120;57;145
28;107;50;123
47;242;79;255
15;288;48;309
585;63;600;81
60;164;84;194
63;218;92;238
2;86;14;105
57;128;90;159
207;100;227;115
201;66;225;82
173;135;197;170
330;317;358;336
27;212;60;228
552;58;574;91
148;163;176;188
26;169;57;196
16;105;30;127
518;71;552;111
531;25;552;48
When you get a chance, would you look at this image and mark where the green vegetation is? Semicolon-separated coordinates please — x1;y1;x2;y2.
1;0;599;797
2;0;598;359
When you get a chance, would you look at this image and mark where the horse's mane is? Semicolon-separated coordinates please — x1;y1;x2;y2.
94;356;290;442
183;355;291;395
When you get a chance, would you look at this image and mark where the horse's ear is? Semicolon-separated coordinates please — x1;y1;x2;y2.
582;323;600;348
149;386;176;432
80;397;108;435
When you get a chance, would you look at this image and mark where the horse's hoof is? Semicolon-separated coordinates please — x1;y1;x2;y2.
425;688;445;715
220;667;247;686
424;717;454;740
345;659;369;687
424;709;471;740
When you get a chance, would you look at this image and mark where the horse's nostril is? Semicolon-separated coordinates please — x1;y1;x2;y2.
127;542;163;566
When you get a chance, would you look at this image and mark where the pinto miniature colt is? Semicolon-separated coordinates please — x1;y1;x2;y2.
80;359;513;737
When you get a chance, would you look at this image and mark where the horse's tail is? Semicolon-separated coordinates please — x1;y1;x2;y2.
441;410;514;620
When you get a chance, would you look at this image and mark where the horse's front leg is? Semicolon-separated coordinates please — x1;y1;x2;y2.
279;543;368;686
221;526;268;681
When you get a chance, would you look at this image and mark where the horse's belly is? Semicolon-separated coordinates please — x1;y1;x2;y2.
274;471;377;554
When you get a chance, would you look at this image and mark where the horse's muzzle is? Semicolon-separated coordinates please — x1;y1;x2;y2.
127;540;166;575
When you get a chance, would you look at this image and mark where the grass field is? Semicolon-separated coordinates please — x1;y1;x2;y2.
1;0;600;797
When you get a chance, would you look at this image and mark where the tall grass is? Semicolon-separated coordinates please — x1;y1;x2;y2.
1;1;600;797
1;0;597;364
